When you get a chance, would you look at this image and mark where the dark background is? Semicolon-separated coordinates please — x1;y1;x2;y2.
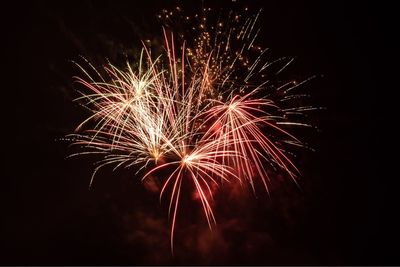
2;0;393;265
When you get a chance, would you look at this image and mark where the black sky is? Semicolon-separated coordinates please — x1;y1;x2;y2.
2;0;394;265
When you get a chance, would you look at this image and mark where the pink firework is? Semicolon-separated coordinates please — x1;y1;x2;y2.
67;7;316;251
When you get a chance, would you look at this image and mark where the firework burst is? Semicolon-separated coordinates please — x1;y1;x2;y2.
67;6;316;251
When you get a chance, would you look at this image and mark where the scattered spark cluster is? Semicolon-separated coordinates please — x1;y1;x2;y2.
67;6;317;251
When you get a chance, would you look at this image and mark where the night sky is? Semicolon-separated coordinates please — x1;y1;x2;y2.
2;0;393;265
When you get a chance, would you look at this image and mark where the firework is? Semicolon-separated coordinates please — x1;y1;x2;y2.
67;6;316;251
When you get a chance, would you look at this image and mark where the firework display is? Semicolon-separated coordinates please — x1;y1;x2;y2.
67;6;315;250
